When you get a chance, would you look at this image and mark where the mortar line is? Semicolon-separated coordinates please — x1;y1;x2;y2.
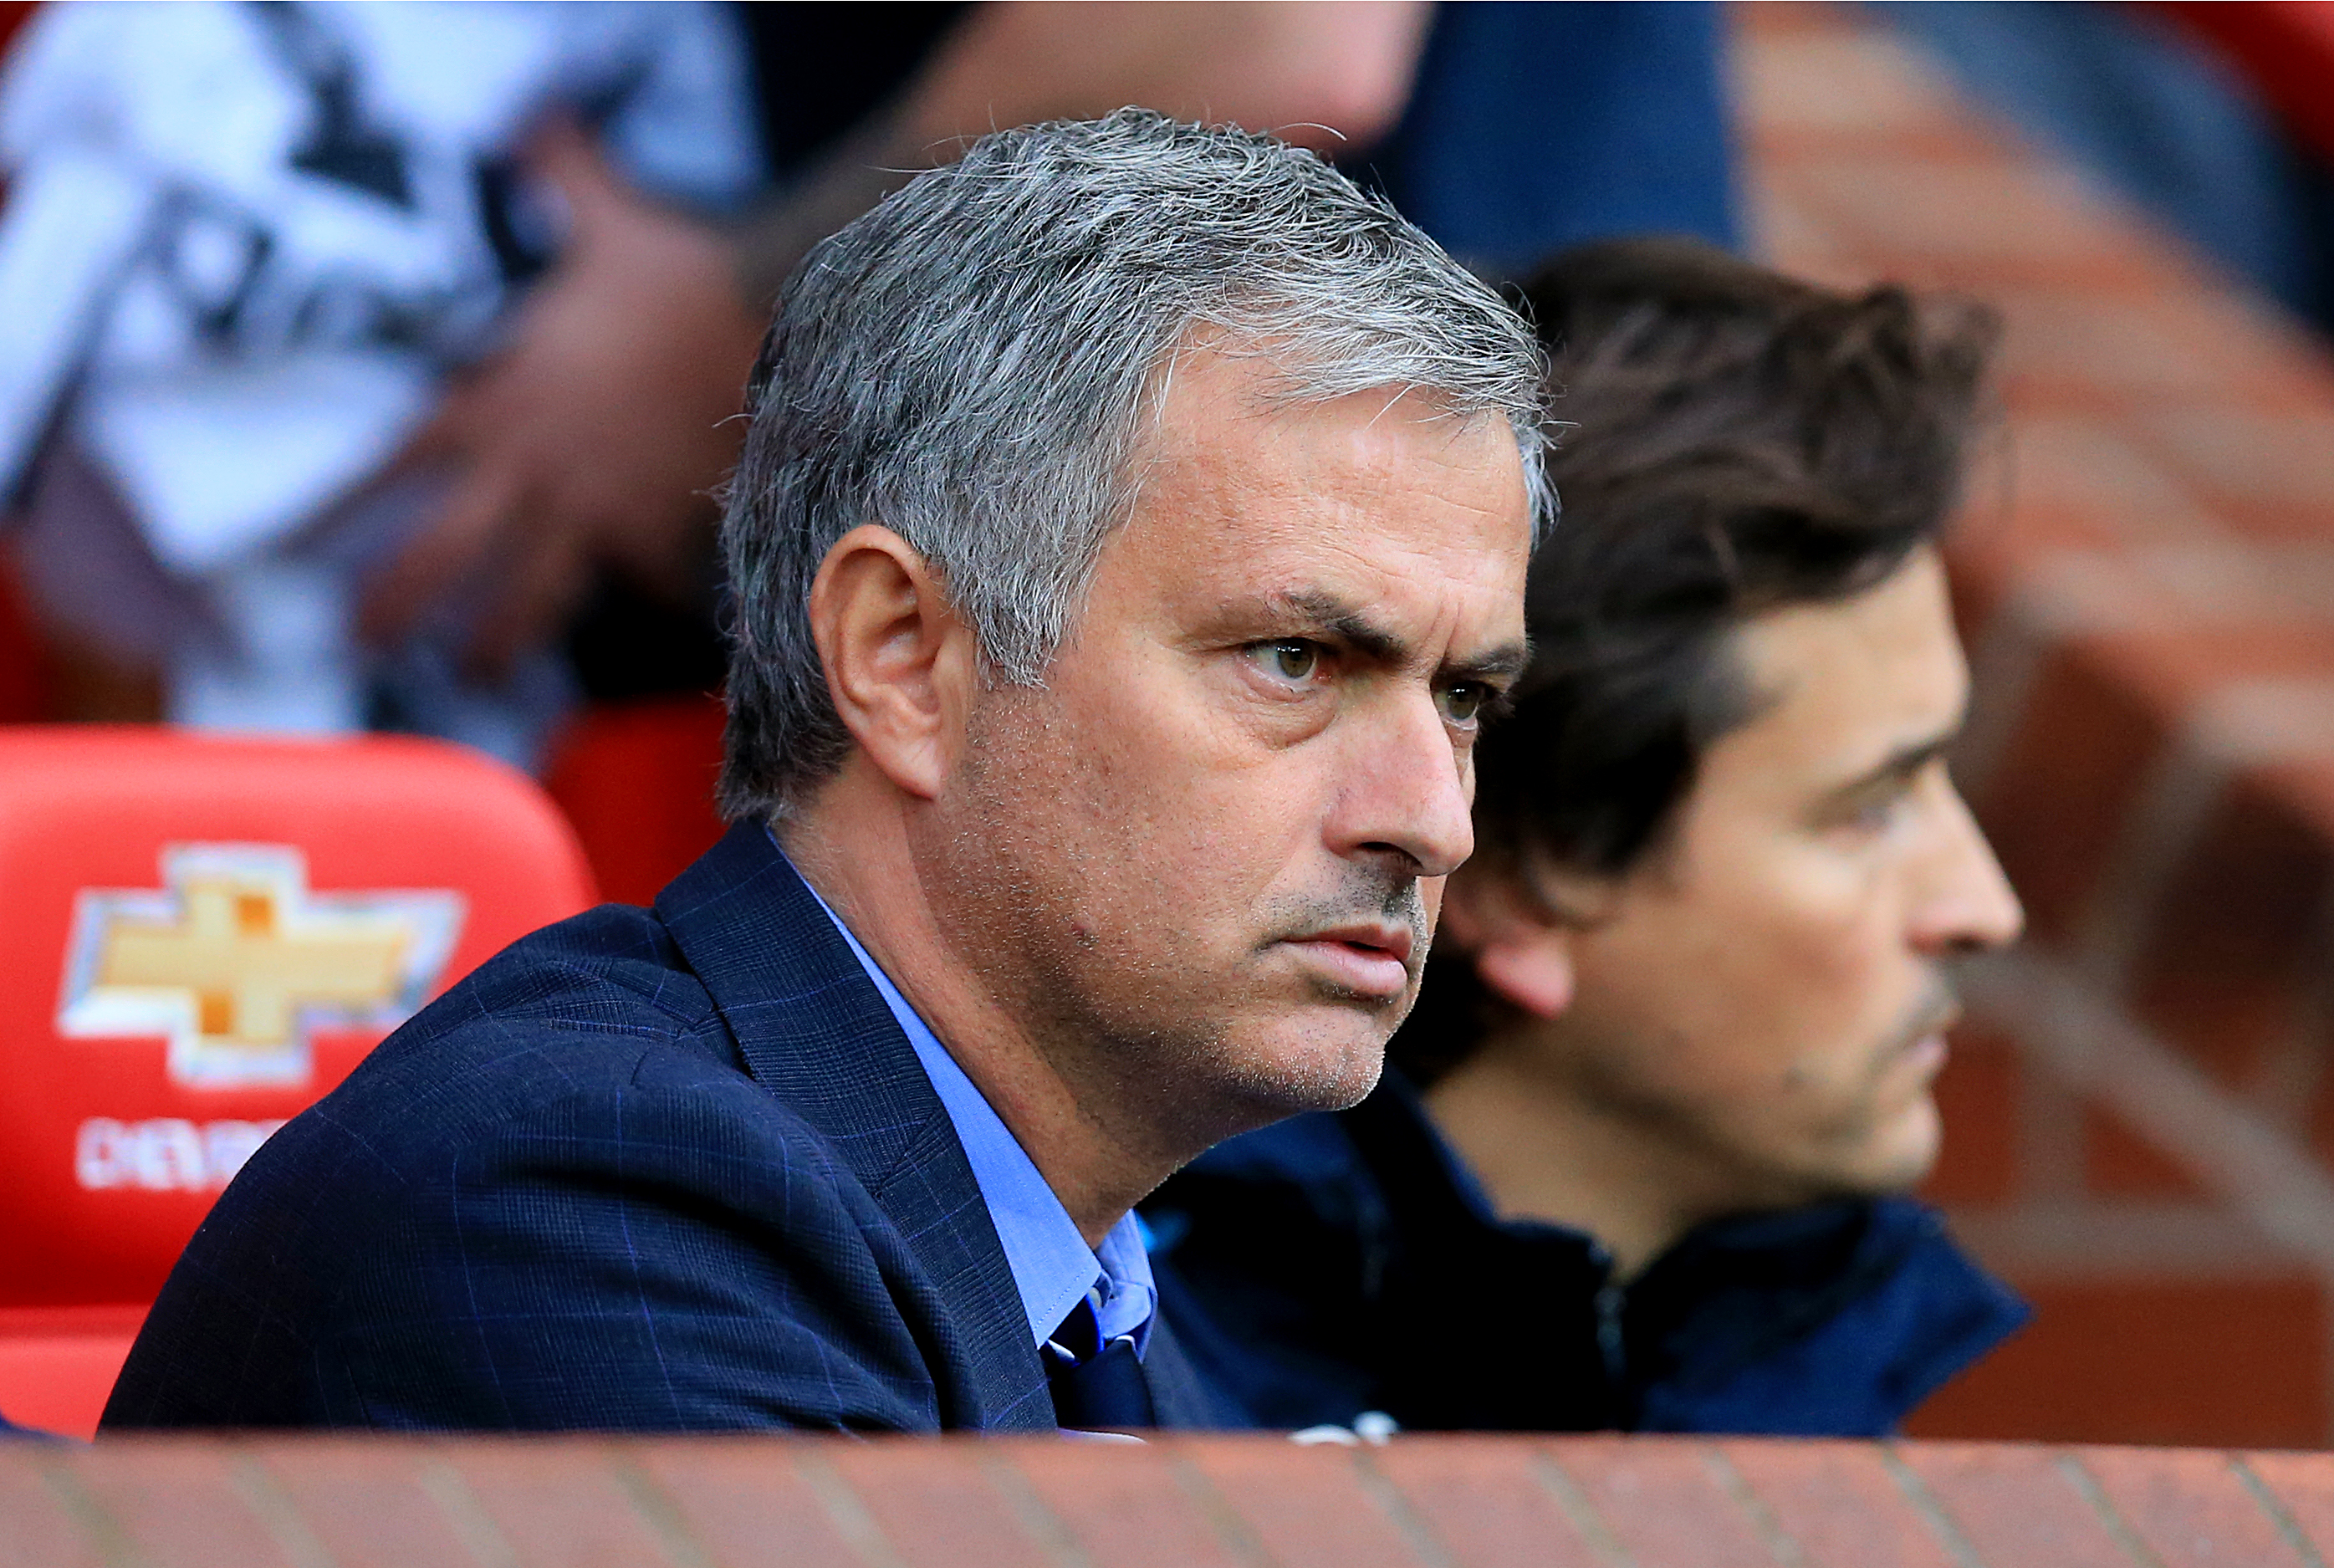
1353;1447;1459;1568
1162;1448;1274;1568
415;1457;521;1568
787;1448;909;1568
2233;1454;2331;1568
228;1453;341;1568
34;1454;148;1568
975;1448;1098;1568
1701;1446;1806;1567
605;1447;720;1568
1877;1447;1985;1568
1524;1446;1633;1568
2058;1450;2166;1568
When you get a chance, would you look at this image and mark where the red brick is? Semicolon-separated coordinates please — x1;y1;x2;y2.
440;1441;684;1568
1987;285;2333;411
633;1440;868;1568
2126;773;2334;1092
1768;153;2168;290
2081;1105;2205;1199
1968;637;2181;946
1905;1279;2326;1448
1973;626;2334;950
1543;1438;1780;1568
1991;414;2224;549
826;1439;1050;1568
1742;178;1872;289
1180;1438;1438;1568
253;1441;483;1568
2240;1450;2334;1560
1734;1;1856;43
54;1444;298;1568
1369;1437;1606;1568
1721;1439;1960;1568
1004;1439;1245;1568
1895;1443;2135;1566
1729;28;1969;147
2076;1446;2310;1568
0;1461;104;1568
31;1435;2334;1567
2130;406;2334;533
1921;1022;2021;1208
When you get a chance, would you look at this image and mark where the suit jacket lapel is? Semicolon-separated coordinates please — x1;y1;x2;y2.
655;821;1052;1431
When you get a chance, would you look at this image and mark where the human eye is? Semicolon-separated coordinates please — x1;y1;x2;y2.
1437;680;1495;728
1836;776;1918;836
1245;640;1325;687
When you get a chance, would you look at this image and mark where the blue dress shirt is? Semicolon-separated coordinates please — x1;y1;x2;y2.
801;870;1156;1356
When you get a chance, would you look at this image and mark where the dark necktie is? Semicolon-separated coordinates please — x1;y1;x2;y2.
1043;1299;1156;1431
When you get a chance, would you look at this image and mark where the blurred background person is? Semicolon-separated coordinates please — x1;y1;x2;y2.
0;1;763;766
359;0;1739;723
1143;238;2030;1438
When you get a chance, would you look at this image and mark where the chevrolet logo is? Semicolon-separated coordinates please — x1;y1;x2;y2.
56;845;465;1090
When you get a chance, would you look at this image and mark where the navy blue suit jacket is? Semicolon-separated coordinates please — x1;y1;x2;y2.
103;822;1233;1433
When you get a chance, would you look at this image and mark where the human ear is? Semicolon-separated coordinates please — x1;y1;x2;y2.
1441;871;1578;1020
807;524;978;801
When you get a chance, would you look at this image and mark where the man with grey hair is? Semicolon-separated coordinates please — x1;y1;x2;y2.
105;110;1543;1434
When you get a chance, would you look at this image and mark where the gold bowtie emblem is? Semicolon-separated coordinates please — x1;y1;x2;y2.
57;845;465;1090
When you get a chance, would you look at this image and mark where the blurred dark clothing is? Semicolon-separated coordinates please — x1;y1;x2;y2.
1144;1074;2027;1436
739;3;971;177
737;0;1741;271
1361;0;1739;278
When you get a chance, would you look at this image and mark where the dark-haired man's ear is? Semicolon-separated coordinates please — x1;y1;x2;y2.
808;524;979;802
1441;870;1578;1020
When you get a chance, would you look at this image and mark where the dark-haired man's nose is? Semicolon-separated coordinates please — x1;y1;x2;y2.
1913;784;2025;957
1328;694;1475;880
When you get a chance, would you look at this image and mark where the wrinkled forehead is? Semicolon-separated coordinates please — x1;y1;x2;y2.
1093;351;1532;636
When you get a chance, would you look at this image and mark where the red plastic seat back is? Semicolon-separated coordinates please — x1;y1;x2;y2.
0;728;595;1311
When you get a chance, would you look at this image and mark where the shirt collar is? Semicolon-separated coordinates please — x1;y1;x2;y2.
791;848;1156;1352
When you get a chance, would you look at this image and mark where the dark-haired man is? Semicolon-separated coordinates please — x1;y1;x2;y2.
1146;237;2030;1437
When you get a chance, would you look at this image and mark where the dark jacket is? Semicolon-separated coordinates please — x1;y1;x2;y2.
1143;1074;2026;1436
105;821;1233;1433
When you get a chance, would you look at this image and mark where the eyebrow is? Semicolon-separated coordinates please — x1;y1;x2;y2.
1835;724;1963;797
1268;589;1530;686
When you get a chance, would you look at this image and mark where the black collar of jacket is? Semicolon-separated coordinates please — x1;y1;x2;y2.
1341;1074;2020;1431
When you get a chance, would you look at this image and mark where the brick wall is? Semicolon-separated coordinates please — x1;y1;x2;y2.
7;1433;2331;1568
1733;3;2334;1444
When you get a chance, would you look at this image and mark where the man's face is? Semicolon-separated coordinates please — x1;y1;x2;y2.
1530;548;2022;1206
917;348;1532;1158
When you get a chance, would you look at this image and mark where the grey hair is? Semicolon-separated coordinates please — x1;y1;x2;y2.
718;109;1550;820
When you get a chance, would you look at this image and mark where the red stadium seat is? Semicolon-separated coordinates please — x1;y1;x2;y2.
540;693;728;908
0;728;595;1436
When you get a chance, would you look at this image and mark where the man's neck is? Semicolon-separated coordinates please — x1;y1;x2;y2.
1421;1032;1740;1281
779;769;1153;1248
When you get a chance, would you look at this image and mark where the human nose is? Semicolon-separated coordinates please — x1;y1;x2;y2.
1328;693;1475;879
1912;784;2024;956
